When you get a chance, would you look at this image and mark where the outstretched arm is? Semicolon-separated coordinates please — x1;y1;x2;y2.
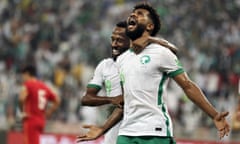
81;88;123;107
77;107;123;142
173;72;230;139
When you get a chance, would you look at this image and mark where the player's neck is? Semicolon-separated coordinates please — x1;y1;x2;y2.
131;33;150;54
26;77;37;82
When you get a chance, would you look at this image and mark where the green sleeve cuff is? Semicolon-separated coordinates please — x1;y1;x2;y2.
87;84;101;90
167;68;184;77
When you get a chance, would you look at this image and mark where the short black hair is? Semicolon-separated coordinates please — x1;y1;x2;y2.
134;2;161;36
21;65;37;76
116;21;127;28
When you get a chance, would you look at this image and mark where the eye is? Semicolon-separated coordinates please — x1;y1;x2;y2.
111;37;116;42
118;38;124;43
137;11;143;16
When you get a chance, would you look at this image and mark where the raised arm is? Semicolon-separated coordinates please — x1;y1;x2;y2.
173;72;230;139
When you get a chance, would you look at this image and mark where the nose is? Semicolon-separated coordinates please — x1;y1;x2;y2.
130;12;137;17
112;40;118;48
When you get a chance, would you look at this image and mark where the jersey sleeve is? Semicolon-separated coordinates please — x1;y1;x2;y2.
44;85;57;102
158;46;184;77
87;60;105;90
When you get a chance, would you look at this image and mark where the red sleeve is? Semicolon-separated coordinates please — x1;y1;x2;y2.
45;85;57;102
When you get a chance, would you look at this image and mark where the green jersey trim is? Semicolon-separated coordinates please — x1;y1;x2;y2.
129;48;134;52
158;73;168;105
162;104;171;137
158;73;171;136
167;68;184;78
87;84;101;91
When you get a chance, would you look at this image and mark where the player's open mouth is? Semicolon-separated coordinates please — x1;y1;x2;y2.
112;49;120;55
128;17;137;29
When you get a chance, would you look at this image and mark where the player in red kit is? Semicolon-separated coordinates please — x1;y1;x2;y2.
19;65;60;144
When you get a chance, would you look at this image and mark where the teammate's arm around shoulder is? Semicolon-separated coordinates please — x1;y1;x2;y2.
173;72;230;139
132;35;178;53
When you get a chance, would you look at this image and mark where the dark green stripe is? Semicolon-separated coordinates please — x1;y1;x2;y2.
158;73;171;136
158;73;168;105
87;84;101;90
167;68;184;78
162;104;171;136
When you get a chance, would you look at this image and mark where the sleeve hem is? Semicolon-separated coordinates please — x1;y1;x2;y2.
87;84;101;90
167;68;184;77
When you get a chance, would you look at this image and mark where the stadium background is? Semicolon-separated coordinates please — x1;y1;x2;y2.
0;0;240;143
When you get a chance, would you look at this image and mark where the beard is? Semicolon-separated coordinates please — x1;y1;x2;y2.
126;24;146;41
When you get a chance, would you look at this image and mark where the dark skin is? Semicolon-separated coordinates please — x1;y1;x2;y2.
77;7;230;142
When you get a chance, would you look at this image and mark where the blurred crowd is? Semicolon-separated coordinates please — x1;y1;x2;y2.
0;0;240;141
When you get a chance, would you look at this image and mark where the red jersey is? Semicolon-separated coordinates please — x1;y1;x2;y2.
23;79;57;124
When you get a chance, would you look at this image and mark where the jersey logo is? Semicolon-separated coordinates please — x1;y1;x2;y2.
140;55;151;64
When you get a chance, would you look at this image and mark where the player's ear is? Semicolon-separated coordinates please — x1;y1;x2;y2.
146;23;154;32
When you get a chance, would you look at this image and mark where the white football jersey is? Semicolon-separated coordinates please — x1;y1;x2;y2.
88;58;122;97
117;43;184;137
87;58;122;144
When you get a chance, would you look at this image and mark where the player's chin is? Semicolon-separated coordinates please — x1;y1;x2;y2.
127;25;137;31
112;50;120;57
113;54;120;59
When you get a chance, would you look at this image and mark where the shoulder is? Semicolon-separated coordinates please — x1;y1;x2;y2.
24;80;35;87
117;49;131;62
97;58;114;67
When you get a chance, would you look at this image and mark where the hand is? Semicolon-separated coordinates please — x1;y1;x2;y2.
77;125;104;142
111;95;124;108
213;112;230;139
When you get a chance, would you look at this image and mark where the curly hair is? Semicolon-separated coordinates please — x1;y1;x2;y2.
133;2;161;36
116;21;127;28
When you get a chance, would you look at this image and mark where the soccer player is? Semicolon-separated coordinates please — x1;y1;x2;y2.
77;2;230;144
19;65;60;144
79;21;179;144
80;21;130;144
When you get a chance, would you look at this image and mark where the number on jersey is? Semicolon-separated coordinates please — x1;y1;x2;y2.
38;89;47;110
